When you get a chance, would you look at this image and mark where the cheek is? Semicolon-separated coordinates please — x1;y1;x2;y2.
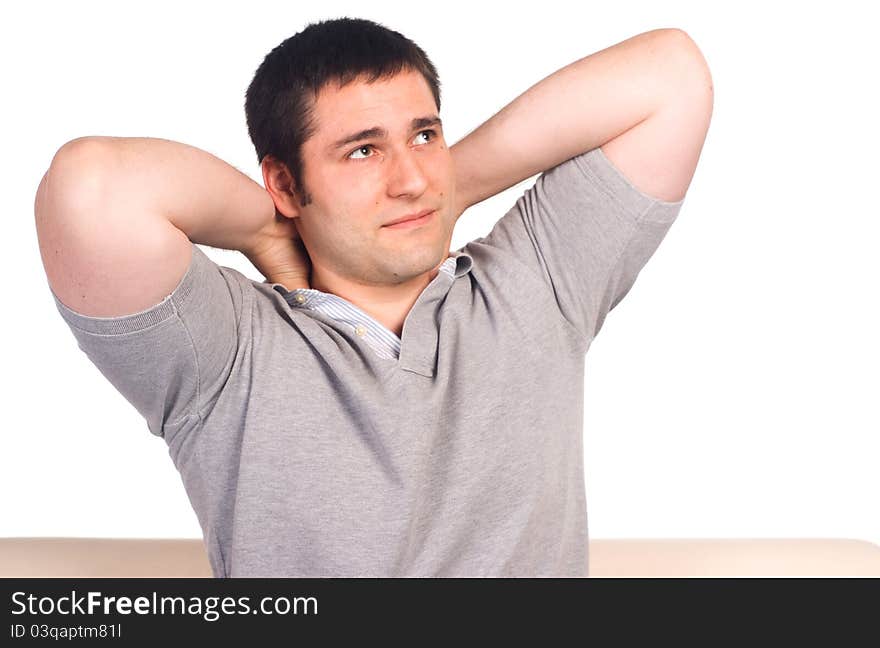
435;155;456;188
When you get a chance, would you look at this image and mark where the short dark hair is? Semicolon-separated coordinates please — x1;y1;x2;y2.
244;17;442;206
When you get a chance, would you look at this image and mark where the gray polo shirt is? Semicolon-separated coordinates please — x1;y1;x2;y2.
50;145;684;577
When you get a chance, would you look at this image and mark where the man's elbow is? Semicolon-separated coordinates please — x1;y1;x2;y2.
655;30;715;172
664;29;714;112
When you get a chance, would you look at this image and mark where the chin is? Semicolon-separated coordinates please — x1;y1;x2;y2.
387;246;442;278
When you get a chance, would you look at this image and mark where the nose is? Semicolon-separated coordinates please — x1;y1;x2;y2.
386;147;429;198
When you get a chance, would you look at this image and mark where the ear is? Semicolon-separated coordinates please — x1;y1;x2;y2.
261;155;305;219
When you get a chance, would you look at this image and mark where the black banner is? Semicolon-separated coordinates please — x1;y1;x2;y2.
2;578;877;642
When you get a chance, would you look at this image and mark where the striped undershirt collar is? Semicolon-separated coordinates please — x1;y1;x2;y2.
270;251;473;360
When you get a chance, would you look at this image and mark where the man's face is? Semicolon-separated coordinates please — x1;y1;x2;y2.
293;68;457;288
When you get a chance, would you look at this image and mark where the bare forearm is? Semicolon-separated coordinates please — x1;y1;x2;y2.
83;136;273;255
450;28;702;211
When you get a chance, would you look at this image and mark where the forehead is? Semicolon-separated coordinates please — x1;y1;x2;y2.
310;69;437;140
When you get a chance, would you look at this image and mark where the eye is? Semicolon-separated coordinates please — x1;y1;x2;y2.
414;129;437;144
346;130;438;161
348;144;374;160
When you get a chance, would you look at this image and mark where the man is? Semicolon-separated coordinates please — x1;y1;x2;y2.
35;18;712;577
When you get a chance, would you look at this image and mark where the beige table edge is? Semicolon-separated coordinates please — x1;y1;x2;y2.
2;537;879;577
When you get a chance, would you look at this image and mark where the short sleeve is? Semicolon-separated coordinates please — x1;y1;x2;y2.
480;145;685;343
49;242;244;439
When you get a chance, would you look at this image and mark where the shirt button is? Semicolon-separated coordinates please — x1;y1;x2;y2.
355;324;366;337
294;294;306;304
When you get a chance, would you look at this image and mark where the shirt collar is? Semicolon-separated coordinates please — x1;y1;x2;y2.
267;249;474;298
265;249;473;377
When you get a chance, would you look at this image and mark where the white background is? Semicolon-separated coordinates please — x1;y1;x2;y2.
2;1;877;547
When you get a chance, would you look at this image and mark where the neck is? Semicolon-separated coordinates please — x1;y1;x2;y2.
310;257;449;338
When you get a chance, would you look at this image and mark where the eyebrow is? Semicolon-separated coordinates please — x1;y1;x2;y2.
329;116;443;152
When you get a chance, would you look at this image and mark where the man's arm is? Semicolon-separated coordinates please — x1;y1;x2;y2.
449;28;713;216
36;137;268;436
36;136;308;318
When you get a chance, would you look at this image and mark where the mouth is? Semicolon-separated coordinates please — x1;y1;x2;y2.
383;209;436;229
